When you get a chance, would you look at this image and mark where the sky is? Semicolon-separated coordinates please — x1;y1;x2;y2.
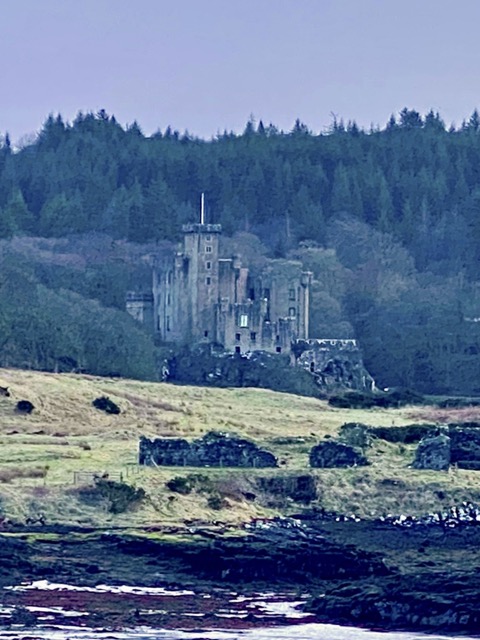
1;0;480;142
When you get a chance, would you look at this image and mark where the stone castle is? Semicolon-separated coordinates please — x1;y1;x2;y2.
126;222;312;356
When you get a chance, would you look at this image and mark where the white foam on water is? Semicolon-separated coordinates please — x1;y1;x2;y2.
4;580;195;597
0;624;478;639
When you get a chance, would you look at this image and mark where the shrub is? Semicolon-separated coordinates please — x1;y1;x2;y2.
166;473;213;495
78;478;145;514
16;400;34;414
369;424;436;444
207;494;228;510
92;396;120;414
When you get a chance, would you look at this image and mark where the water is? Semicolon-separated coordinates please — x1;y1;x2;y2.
0;624;478;639
1;581;477;640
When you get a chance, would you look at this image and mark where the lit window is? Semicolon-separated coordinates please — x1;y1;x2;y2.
289;307;296;317
240;314;248;328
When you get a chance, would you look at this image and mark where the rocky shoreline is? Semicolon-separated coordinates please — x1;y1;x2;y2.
1;516;480;636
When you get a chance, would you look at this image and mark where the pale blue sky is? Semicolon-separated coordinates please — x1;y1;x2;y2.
1;0;480;141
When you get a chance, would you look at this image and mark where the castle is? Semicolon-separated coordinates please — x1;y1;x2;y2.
126;222;312;355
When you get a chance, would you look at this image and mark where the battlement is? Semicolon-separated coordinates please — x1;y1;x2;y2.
299;338;358;348
126;292;154;303
182;223;222;234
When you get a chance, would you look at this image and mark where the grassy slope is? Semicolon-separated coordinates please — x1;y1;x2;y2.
0;367;479;528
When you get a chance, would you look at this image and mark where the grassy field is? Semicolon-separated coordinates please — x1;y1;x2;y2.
0;367;479;527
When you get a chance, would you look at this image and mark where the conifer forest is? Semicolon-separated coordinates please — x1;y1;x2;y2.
1;108;480;394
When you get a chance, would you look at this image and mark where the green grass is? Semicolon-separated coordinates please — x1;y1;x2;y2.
0;367;478;526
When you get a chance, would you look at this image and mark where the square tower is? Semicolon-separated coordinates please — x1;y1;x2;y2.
182;223;222;341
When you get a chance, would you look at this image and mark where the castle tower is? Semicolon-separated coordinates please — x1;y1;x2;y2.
182;222;222;342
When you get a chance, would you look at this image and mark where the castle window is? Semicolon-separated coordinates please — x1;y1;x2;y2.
250;332;256;342
206;245;212;253
205;235;212;241
166;316;170;331
206;277;211;285
157;316;161;331
289;307;296;317
240;314;248;328
263;288;270;299
167;293;171;305
289;288;296;301
276;346;282;353
235;333;241;341
310;361;315;372
167;271;172;285
206;261;211;269
276;334;280;342
204;330;209;338
235;346;241;354
248;288;255;300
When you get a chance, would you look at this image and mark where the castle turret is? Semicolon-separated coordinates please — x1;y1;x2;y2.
182;222;222;342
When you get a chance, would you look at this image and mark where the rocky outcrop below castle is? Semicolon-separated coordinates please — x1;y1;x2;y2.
139;431;278;468
294;339;374;392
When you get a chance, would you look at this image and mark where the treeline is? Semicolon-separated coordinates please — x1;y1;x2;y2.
1;108;480;392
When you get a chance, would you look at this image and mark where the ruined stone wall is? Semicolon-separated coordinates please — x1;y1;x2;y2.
139;432;278;468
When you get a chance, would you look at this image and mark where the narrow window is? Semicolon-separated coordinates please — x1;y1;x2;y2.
289;307;296;317
206;261;211;269
240;314;248;328
289;288;296;301
157;316;161;331
276;346;282;353
166;316;170;331
206;245;212;253
250;331;256;342
235;333;241;341
263;288;270;299
206;277;211;285
310;362;315;372
205;235;212;241
248;288;255;300
204;330;209;338
235;346;241;354
167;271;172;284
276;334;280;342
167;293;171;305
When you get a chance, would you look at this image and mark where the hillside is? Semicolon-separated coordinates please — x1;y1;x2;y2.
0;368;479;528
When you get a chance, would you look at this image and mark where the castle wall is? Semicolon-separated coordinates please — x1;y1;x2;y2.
127;223;313;358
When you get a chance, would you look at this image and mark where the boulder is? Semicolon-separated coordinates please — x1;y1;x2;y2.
309;441;368;468
412;433;451;471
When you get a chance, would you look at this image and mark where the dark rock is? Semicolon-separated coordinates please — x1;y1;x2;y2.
413;433;451;470
139;431;278;468
309;441;368;468
92;396;120;415
449;427;480;468
16;400;34;414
